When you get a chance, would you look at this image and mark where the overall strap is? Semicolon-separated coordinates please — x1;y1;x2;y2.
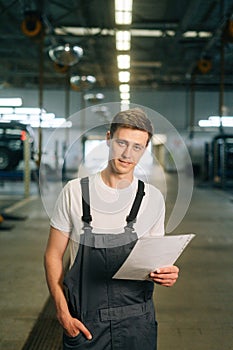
80;177;92;226
126;180;145;229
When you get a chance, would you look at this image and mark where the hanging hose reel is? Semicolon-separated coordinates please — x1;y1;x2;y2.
53;62;69;74
197;58;212;74
21;11;43;37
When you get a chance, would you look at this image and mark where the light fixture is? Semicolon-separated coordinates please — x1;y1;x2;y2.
116;31;131;51
198;31;212;38
183;31;197;38
115;0;133;12
0;107;14;114
132;29;163;37
198;116;233;128
29;119;72;128
120;92;130;100
41;113;55;121
49;43;83;66
14;107;46;115
0;98;22;107
115;11;132;25
53;26;179;38
119;84;130;93
118;71;130;83
83;93;105;102
2;114;28;121
121;100;130;111
70;75;96;90
117;54;130;69
115;0;133;25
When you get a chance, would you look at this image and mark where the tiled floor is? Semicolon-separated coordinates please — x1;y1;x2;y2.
0;172;232;350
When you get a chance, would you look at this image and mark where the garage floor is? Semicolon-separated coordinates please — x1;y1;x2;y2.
0;172;233;350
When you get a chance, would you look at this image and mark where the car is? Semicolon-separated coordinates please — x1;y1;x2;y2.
0;121;35;171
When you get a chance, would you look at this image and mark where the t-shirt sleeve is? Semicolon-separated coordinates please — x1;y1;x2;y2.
50;182;73;233
148;186;165;237
135;183;165;238
150;193;165;236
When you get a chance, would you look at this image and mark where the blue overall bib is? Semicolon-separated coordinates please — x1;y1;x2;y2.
63;177;157;350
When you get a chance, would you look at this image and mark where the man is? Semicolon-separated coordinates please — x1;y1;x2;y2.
44;107;179;350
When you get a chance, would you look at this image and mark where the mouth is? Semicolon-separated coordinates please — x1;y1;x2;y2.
118;159;133;166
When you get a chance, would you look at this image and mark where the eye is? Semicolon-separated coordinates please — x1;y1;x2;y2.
133;144;144;152
116;140;127;147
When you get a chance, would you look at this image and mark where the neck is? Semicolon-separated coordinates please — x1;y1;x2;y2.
101;167;134;189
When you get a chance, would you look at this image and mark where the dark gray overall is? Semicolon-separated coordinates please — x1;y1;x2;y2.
63;177;157;350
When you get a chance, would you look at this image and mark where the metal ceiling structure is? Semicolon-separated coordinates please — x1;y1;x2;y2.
0;0;233;91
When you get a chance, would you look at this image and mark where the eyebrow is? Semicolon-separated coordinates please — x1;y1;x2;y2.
117;138;145;147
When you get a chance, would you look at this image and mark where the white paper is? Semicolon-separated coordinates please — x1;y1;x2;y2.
113;233;195;280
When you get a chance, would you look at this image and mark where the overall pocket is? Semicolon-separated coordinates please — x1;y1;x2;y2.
63;331;87;349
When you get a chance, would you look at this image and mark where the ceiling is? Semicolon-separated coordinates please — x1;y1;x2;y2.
0;0;233;92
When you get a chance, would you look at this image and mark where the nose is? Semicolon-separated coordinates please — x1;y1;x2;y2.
121;144;133;159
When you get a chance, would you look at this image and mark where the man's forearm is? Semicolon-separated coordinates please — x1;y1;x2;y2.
44;253;70;318
44;252;92;339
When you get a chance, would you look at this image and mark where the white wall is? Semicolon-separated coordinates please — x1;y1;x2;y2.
2;87;232;129
1;87;233;172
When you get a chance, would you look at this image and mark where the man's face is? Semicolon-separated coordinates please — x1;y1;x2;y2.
107;127;149;176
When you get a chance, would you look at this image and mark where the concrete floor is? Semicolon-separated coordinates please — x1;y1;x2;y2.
0;173;233;350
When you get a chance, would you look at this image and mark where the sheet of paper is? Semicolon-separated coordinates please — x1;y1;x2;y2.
113;233;195;281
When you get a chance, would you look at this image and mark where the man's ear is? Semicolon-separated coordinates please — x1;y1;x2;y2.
106;131;111;147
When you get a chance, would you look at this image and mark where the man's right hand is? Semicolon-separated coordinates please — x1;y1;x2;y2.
58;311;92;340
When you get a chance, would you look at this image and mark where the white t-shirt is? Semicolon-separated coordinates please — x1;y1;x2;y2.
50;172;165;266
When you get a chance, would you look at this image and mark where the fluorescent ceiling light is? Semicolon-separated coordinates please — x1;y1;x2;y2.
198;116;233;127
183;31;197;38
30;119;72;128
41;113;55;120
121;104;130;111
115;0;133;12
55;27;178;39
0;107;14;114
84;93;105;101
118;71;130;83
2;114;27;121
131;29;163;37
117;54;130;69
120;100;130;111
14;107;46;115
119;84;130;92
116;30;131;51
115;0;133;25
198;31;212;38
166;30;175;36
115;11;132;25
1;112;55;121
120;92;130;100
116;39;131;51
183;31;212;38
0;98;22;107
55;27;115;36
121;99;130;104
